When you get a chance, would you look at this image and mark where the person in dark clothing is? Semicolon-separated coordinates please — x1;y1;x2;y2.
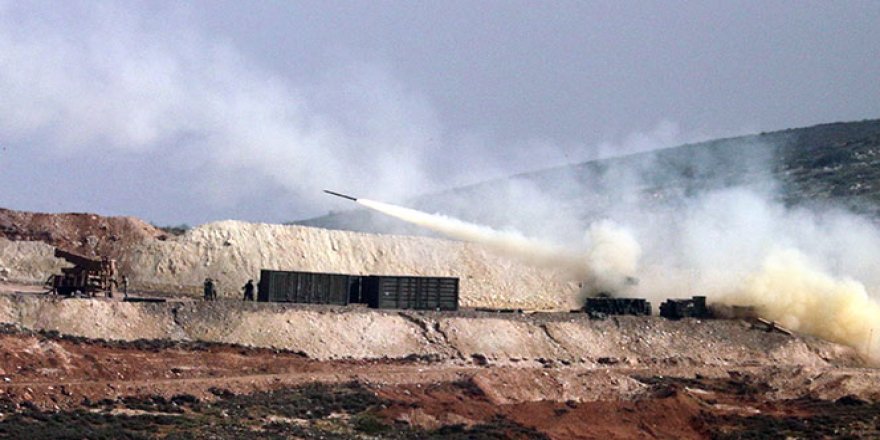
242;279;255;301
121;275;129;298
204;278;216;301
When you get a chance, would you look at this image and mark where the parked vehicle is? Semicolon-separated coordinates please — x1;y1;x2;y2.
583;297;652;317
659;296;710;319
46;248;117;298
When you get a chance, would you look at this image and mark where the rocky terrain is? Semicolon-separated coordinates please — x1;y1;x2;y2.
0;295;877;439
0;208;165;259
2;119;880;437
0;216;578;310
1;226;879;438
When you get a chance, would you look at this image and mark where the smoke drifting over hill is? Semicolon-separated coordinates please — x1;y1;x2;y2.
355;136;880;361
2;2;700;224
730;249;880;360
627;187;880;361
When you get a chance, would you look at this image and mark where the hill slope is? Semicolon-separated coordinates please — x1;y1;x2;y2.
0;219;578;309
298;119;880;235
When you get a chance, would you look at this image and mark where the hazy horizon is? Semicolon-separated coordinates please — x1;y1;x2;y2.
1;1;878;225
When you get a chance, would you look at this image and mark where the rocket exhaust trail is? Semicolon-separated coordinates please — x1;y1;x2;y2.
356;198;588;278
323;191;638;290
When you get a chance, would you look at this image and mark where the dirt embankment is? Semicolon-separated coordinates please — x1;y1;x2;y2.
0;208;164;259
0;242;62;285
123;220;578;309
0;207;579;309
3;210;880;438
0;294;862;368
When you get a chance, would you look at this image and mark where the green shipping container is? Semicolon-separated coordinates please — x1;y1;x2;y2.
363;275;459;311
257;270;355;305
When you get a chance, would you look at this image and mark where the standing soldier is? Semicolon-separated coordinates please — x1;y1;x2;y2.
204;277;216;301
242;279;255;301
122;275;129;299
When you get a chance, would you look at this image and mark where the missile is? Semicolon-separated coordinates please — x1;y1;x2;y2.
323;189;358;202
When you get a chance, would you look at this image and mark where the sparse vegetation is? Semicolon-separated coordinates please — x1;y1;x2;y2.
700;398;880;439
0;383;547;439
152;223;190;237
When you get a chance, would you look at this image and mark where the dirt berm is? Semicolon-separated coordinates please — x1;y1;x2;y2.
0;217;578;310
0;294;860;367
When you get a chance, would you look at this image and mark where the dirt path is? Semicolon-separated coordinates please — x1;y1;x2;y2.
0;282;46;295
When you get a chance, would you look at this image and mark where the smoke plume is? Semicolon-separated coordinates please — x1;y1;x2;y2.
0;2;452;223
361;155;880;362
724;249;880;360
357;198;641;295
583;220;642;295
358;199;582;274
613;185;880;360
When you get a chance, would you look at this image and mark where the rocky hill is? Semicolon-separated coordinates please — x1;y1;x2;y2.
0;219;578;309
0;208;165;259
298;119;880;235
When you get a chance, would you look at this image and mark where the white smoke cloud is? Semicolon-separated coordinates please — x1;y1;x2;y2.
583;220;641;294
724;249;880;360
626;177;880;361
358;198;587;275
0;2;708;223
0;2;441;208
361;136;880;362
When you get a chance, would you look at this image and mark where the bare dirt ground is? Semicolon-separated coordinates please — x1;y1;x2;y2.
2;208;880;438
0;283;44;295
0;208;164;260
0;324;878;438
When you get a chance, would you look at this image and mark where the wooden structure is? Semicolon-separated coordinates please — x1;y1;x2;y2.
47;248;117;297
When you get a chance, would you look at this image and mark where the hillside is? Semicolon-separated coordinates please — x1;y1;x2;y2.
0;220;578;309
0;208;165;259
297;119;880;235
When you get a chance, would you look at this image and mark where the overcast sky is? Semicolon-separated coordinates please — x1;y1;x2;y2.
0;0;878;226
